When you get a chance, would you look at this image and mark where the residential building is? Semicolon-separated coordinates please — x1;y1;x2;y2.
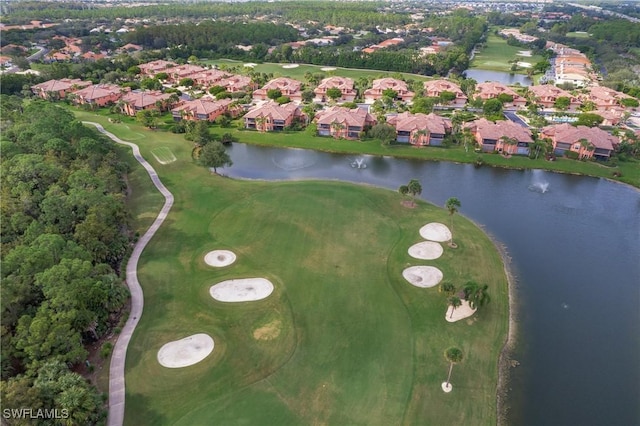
253;77;303;102
475;82;527;108
138;60;176;77
164;64;207;83
540;123;619;160
314;77;357;102
364;78;414;104
121;90;173;116
190;69;231;88
71;84;128;107
314;106;376;139
218;75;255;94
467;118;533;155
244;101;303;132
499;28;539;43
528;84;581;111
31;78;92;100
171;98;234;122
386;112;452;146
583;86;635;111
423;79;467;107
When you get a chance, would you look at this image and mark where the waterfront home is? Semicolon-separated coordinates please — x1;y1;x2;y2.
467;118;533;155
540;123;619;160
386;112;451;146
364;78;414;104
138;60;176;77
475;82;527;109
314;106;376;139
71;84;128;107
253;77;303;102
121;90;173;116
31;78;92;100
171;98;234;122
423;79;467;107
528;84;581;111
244;101;303;132
314;77;357;103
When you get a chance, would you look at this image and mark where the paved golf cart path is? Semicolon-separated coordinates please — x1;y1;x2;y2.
84;122;174;426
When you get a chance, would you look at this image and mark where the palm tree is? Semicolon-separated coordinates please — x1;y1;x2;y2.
500;136;518;155
330;121;345;138
412;129;428;146
439;281;456;296
578;138;594;159
445;197;461;247
255;116;268;132
463;281;491;310
447;295;462;319
407;179;422;207
443;347;464;392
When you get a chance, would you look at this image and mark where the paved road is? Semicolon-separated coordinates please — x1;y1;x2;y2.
83;122;174;426
503;111;529;128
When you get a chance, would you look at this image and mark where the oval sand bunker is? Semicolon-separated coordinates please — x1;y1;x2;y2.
419;222;452;242
402;266;443;288
408;241;443;260
210;278;274;302
204;250;236;267
157;333;214;368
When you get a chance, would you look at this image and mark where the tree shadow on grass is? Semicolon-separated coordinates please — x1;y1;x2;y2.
125;393;168;425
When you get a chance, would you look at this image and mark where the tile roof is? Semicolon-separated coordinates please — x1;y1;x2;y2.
171;98;232;116
541;123;618;151
387;112;451;134
122;90;172;108
32;78;91;93
423;79;466;99
469;118;533;143
72;84;124;100
316;76;355;91
244;101;301;121
315;106;375;127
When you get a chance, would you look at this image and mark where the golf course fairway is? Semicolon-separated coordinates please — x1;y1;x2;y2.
79;115;509;425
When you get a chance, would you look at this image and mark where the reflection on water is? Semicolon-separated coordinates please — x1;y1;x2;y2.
464;69;532;86
271;148;318;171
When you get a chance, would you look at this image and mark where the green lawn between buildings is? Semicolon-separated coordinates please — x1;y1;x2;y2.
75;112;509;425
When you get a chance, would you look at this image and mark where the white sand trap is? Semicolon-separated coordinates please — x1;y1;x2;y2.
282;64;299;69
402;266;443;288
408;241;443;260
157;333;214;368
243;63;257;68
445;299;477;322
320;67;337;71
204;250;236;267
517;50;532;57
419;222;452;242
517;61;532;68
210;278;274;302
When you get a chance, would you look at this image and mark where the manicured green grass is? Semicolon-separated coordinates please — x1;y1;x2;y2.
76;113;509;425
150;146;177;164
470;34;544;74
566;31;591;39
204;58;432;82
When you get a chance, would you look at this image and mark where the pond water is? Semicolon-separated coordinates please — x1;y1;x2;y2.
464;69;533;86
224;144;640;426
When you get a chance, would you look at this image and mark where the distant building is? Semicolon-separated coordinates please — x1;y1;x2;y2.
364;78;414;104
31;78;92;100
314;77;357;103
423;80;467;107
253;78;303;102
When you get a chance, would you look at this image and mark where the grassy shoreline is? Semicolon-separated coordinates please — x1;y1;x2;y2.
79;113;510;424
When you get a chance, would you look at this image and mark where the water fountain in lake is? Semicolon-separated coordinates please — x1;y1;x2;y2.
529;170;550;193
350;158;367;169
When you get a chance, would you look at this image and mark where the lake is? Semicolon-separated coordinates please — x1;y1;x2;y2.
224;144;640;426
464;69;533;86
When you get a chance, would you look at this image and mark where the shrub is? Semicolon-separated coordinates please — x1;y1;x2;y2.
100;342;114;359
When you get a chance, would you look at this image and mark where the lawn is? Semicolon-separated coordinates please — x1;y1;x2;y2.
203;58;432;82
470;34;544;74
76;113;510;425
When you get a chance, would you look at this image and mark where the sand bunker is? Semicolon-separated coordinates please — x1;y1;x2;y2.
282;64;299;69
243;63;257;68
408;241;444;260
402;266;443;288
204;250;236;267
210;278;274;302
320;67;337;71
445;299;477;322
157;333;214;368
517;50;532;57
419;222;452;242
517;61;532;68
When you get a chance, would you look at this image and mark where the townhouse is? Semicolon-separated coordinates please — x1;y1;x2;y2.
540;123;619;160
31;78;92;100
467;118;533;155
528;84;581;111
386;112;452;146
71;84;128;107
314;106;376;139
253;77;303;102
120;90;173;116
314;77;357;103
138;60;177;77
171;98;234;122
475;82;527;108
163;64;208;84
423;79;468;107
244;101;303;132
363;78;415;104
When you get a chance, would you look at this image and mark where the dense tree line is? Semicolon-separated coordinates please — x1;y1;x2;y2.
1;100;132;424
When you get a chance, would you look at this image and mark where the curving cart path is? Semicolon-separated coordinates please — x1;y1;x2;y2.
84;122;174;426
